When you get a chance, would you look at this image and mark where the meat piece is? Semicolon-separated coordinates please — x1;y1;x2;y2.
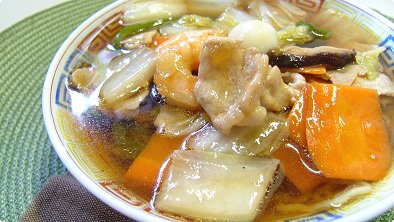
267;46;356;69
281;45;354;56
260;66;296;111
195;37;268;134
288;72;307;96
195;37;297;133
282;72;307;101
353;74;394;97
327;64;366;85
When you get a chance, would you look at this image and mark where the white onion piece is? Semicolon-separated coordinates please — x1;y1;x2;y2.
353;74;394;97
186;112;288;156
228;20;278;53
155;150;283;221
186;0;237;17
154;105;209;137
112;89;149;120
223;7;257;23
276;1;307;18
100;47;157;106
216;7;258;29
122;0;188;25
159;24;187;36
248;0;306;29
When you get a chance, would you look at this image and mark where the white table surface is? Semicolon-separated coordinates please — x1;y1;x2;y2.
0;0;393;32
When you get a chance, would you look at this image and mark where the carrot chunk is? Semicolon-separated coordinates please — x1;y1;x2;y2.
125;133;185;200
277;86;325;193
150;36;169;48
273;142;325;193
306;83;391;181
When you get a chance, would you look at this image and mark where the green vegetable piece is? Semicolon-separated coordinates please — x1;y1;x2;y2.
112;18;172;49
296;21;331;39
356;47;386;80
176;14;213;28
215;7;257;30
216;11;239;29
278;21;332;45
277;24;314;45
112;122;152;160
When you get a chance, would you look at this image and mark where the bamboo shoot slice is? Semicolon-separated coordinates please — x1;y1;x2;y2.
154;150;283;221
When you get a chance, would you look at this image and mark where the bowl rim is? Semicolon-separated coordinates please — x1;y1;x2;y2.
42;0;394;221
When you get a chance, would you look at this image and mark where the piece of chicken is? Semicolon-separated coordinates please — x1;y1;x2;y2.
195;37;295;133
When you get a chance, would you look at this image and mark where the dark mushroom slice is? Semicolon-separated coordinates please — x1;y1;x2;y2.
267;46;356;69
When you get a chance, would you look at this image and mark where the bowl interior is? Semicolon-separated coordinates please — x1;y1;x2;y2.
43;0;394;221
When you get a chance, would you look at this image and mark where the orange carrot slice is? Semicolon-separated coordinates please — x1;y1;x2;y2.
125;133;185;200
273;142;325;193
150;36;168;48
277;86;325;193
305;76;331;84
306;83;391;181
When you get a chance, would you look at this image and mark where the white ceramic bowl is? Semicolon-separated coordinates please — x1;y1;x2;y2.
43;0;394;221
